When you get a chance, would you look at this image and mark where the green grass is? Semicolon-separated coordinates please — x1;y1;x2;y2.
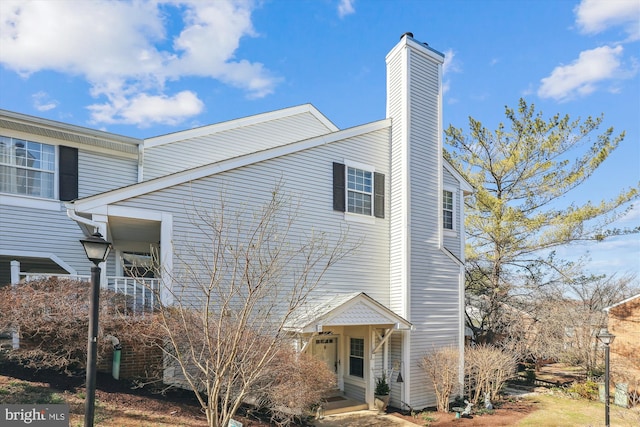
517;393;640;427
0;378;66;404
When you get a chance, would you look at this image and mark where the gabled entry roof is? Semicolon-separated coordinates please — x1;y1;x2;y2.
285;292;412;333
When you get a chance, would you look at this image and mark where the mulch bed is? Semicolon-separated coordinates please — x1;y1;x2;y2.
0;358;272;426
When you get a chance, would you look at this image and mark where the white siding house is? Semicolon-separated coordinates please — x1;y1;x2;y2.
0;110;141;285
0;34;471;411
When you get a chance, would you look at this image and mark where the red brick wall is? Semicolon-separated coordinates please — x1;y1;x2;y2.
98;338;163;381
608;298;640;397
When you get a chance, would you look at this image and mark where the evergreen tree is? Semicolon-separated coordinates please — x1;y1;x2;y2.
445;98;639;343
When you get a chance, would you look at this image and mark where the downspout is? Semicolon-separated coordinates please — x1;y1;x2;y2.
66;205;109;286
66;206;100;237
105;335;122;380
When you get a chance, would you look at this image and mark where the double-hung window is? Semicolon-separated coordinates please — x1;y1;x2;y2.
1;135;78;202
333;162;385;218
349;337;364;378
443;189;454;230
347;167;372;215
0;136;55;198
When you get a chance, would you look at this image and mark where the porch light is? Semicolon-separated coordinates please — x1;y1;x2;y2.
80;232;112;265
397;372;404;383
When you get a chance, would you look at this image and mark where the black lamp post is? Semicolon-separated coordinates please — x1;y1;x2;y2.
80;231;111;427
597;327;615;427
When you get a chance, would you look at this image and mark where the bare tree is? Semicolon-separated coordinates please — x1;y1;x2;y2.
557;274;638;375
152;186;350;427
468;273;639;377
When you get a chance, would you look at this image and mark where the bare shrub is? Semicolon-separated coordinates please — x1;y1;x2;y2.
0;277;160;374
262;351;336;425
465;344;517;404
420;346;460;412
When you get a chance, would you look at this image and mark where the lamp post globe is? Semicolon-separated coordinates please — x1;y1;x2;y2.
80;232;112;266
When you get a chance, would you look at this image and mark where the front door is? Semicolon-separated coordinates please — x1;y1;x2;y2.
314;336;338;374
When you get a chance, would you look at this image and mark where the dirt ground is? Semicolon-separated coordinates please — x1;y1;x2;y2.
387;398;537;426
1;359;580;426
314;399;537;427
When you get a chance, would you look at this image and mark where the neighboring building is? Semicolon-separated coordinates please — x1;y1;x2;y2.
605;293;640;398
0;33;472;410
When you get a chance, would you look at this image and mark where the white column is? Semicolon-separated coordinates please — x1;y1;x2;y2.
10;260;20;349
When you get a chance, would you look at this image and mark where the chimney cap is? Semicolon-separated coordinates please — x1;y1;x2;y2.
401;32;414;40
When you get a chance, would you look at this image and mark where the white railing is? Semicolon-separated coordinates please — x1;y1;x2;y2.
20;273;160;313
107;276;160;313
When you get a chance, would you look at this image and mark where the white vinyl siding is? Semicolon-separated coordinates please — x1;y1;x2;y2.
78;151;138;197
407;46;460;409
143;111;335;180
387;46;408;318
111;127;392;306
0;204;93;284
387;37;461;409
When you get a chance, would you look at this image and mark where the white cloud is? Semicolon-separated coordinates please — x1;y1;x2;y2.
618;202;640;224
442;49;460;95
442;49;459;75
87;91;204;127
32;91;58;112
337;0;355;18
537;45;630;101
0;0;277;126
575;0;640;41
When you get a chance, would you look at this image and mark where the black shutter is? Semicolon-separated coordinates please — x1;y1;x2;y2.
374;172;385;218
59;146;78;201
333;162;345;212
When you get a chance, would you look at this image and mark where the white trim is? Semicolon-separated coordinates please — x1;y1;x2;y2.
344;212;376;224
144;104;339;148
458;263;465;397
106;205;164;221
443;159;473;194
458;185;467;258
0;110;140;155
160;212;173;305
0;250;77;275
344;159;375;173
440;247;464;267
72;120;391;212
0;193;62;211
604;293;640;312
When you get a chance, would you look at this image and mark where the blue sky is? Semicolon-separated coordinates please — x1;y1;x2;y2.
0;0;638;279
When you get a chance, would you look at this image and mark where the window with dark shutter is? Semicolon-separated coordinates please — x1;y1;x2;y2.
374;172;385;218
333;161;385;218
59;146;78;201
333;162;345;212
